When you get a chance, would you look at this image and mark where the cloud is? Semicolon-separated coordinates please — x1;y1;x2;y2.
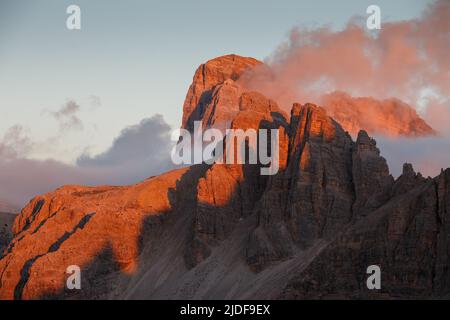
238;0;450;179
240;0;450;132
88;95;101;108
319;91;435;138
0;158;90;209
0;114;175;208
46;100;83;131
377;136;450;178
0;125;34;159
422;97;450;136
77;114;175;182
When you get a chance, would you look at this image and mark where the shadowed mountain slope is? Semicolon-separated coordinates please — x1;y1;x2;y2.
0;55;447;300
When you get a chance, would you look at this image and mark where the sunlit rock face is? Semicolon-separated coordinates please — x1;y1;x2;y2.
182;55;435;139
321;91;436;138
181;54;262;132
0;55;448;300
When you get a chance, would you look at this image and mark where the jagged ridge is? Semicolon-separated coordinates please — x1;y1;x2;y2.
0;55;448;300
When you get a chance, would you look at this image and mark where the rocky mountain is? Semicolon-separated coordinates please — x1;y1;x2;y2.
236;58;436;138
0;55;448;300
194;55;435;138
321;91;436;138
182;54;263;132
0;212;15;254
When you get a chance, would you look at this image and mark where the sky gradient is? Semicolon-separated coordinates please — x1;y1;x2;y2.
0;0;433;162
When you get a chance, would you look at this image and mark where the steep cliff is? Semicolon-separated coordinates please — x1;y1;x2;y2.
0;55;447;300
0;212;15;254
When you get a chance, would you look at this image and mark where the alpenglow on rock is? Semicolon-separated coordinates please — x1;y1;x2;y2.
0;55;448;300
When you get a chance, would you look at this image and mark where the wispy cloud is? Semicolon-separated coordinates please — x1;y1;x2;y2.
77;114;175;182
239;0;450;179
45;100;83;131
0;125;34;159
88;95;102;109
0;114;175;207
240;0;450;131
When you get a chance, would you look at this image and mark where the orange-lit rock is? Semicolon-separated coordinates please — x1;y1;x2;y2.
321;91;436;138
182;54;262;132
0;168;190;299
0;55;448;300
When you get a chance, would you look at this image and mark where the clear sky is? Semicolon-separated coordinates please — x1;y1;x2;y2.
0;0;434;163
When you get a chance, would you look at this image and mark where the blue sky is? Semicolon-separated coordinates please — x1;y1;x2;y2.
0;0;434;163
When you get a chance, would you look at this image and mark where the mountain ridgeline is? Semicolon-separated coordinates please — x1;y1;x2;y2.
0;55;448;299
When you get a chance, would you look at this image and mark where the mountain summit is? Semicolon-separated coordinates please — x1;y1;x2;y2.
0;55;448;300
182;54;435;138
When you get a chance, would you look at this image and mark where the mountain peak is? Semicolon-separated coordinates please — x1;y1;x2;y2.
182;54;262;131
183;56;435;138
321;91;436;137
0;55;448;300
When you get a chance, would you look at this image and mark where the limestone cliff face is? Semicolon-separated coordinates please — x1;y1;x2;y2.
182;55;435;138
0;55;448;300
0;212;15;254
181;54;262;132
281;165;449;299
